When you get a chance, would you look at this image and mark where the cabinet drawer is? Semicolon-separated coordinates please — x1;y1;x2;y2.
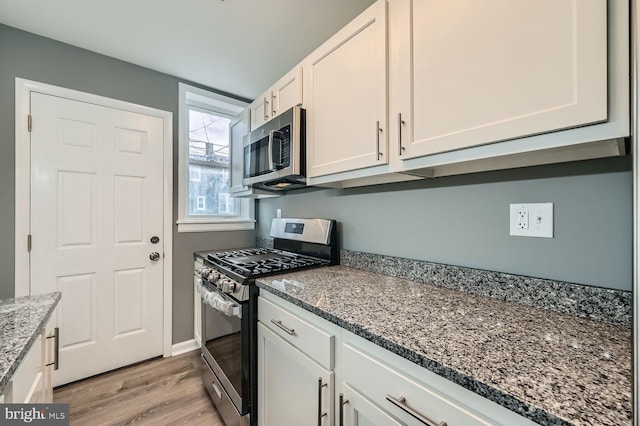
343;342;492;426
258;296;334;369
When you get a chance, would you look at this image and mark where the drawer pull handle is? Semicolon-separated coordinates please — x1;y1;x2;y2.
270;319;296;335
45;327;60;371
386;394;447;426
212;382;223;400
339;392;349;426
317;377;328;425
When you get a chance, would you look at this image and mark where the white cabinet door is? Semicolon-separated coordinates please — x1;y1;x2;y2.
258;322;334;426
249;90;270;130
305;0;387;178
271;67;303;116
229;108;250;195
42;309;58;403
341;384;402;426
392;0;607;159
10;331;44;404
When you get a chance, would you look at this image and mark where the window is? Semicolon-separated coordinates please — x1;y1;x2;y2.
177;83;254;232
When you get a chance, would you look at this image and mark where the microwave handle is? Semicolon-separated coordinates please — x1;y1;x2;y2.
268;130;284;169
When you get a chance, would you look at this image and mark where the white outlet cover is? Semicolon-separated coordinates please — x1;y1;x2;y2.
510;203;553;238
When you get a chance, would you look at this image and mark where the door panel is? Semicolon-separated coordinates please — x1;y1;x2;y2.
30;92;164;386
305;0;388;177
399;0;607;158
258;323;333;426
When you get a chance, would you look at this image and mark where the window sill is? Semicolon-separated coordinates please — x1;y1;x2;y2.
177;219;256;233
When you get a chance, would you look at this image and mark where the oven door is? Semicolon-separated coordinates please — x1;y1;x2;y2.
200;282;249;416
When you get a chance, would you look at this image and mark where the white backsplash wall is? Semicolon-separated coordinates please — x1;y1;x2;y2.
257;156;632;291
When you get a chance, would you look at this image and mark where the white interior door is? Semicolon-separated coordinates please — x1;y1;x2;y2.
29;92;165;386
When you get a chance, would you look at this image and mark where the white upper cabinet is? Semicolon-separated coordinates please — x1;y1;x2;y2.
229;108;251;195
249;66;303;130
249;92;270;130
302;0;626;188
392;0;608;160
304;0;388;178
271;67;303;117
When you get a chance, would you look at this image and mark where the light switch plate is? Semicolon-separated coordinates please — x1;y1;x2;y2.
510;203;553;238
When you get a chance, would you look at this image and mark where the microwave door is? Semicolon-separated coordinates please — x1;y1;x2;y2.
244;134;272;179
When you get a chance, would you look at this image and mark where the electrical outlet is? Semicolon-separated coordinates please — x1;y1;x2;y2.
516;208;529;230
510;203;553;238
276;209;282;218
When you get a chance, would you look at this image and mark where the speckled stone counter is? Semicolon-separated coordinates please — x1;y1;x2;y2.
256;266;632;426
0;292;61;395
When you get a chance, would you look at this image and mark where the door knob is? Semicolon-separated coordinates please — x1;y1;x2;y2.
149;252;160;261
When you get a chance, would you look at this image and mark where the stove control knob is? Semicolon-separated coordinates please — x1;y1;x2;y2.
223;281;237;293
216;278;228;290
197;267;210;277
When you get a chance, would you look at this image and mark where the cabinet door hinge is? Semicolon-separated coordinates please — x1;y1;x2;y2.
28;115;32;132
27;234;32;252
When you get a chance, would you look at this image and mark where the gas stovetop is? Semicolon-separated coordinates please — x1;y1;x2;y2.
206;248;329;279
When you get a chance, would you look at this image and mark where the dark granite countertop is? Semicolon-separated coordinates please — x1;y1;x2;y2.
0;292;61;395
256;266;632;426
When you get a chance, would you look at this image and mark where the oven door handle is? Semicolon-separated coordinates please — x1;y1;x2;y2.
199;283;242;318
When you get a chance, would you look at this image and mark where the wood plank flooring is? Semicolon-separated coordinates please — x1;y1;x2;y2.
53;350;223;426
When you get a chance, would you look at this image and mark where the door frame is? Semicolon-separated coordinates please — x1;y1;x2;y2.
14;77;174;358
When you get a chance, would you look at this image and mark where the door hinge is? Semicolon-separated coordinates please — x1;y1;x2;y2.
28;115;32;132
27;234;32;252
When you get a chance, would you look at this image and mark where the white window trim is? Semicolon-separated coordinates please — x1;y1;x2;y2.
178;83;254;232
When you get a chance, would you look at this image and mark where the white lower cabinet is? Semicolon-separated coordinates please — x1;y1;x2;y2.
2;311;58;404
258;292;538;426
12;331;44;404
340;383;402;426
258;323;334;425
341;342;492;426
340;332;538;426
257;294;338;426
42;308;58;402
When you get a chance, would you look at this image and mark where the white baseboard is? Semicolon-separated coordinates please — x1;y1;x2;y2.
172;339;201;356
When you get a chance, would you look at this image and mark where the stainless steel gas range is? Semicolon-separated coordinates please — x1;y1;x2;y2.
194;218;337;426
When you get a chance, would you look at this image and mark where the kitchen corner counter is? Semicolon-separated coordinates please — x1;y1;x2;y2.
0;292;61;395
256;266;632;426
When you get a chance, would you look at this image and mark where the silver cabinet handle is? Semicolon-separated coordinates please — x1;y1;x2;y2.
45;327;60;371
376;121;383;161
339;392;349;426
270;319;295;335
317;377;328;425
386;395;447;426
271;93;277;116
398;113;406;156
264;97;269;121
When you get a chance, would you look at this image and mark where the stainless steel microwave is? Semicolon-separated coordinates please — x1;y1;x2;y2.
242;106;306;191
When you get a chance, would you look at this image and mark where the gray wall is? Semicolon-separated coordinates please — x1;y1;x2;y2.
258;157;633;291
0;24;255;343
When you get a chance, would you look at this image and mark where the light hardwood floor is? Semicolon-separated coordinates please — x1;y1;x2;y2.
53;350;223;425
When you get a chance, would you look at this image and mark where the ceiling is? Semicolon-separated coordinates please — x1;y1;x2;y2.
0;0;376;100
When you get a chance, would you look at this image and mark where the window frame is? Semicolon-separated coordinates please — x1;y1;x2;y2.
177;82;254;232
